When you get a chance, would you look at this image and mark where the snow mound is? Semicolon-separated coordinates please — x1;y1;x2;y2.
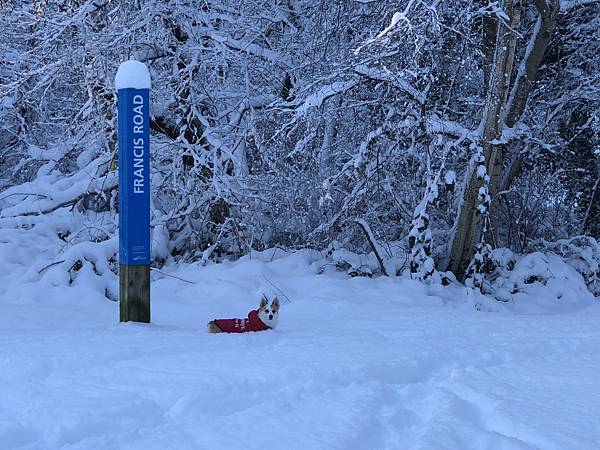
490;249;596;313
533;236;600;296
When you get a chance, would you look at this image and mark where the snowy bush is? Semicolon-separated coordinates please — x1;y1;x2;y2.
320;241;380;278
473;247;597;312
532;236;600;297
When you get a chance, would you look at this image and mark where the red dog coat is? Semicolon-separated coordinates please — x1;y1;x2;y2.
212;310;269;333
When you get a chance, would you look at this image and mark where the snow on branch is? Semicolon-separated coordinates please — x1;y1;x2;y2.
296;80;359;115
426;116;480;141
281;79;360;128
226;95;278;131
472;1;511;21
560;0;600;11
0;156;115;218
354;64;424;103
354;1;417;54
206;32;293;69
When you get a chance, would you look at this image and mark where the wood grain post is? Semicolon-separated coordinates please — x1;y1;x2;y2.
120;265;150;323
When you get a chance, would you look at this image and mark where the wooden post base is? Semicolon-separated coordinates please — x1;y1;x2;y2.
119;264;150;323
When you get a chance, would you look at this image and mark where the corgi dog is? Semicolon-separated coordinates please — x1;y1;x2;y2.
207;295;280;333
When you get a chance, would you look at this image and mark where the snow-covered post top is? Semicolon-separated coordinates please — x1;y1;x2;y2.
115;60;151;90
115;60;151;323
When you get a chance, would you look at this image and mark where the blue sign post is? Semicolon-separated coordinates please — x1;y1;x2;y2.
115;61;151;323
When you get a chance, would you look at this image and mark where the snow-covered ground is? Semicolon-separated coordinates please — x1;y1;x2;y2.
1;245;600;449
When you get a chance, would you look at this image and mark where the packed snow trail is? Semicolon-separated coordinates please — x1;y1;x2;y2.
1;251;600;449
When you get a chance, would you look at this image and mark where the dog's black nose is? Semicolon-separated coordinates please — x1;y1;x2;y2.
269;315;273;320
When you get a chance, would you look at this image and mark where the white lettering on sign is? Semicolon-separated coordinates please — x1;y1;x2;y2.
132;95;145;194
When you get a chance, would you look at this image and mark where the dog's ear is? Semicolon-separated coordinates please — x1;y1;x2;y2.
259;294;268;309
271;297;280;312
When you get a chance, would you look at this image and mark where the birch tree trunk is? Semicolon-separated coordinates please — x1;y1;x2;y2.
487;1;522;245
500;0;561;192
447;0;561;280
446;0;519;279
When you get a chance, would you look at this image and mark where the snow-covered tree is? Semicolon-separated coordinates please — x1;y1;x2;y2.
0;0;598;293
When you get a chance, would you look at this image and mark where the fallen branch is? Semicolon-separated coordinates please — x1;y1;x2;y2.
0;193;49;202
355;219;389;276
38;259;66;274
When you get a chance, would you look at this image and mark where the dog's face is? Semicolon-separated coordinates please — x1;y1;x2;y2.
257;295;280;329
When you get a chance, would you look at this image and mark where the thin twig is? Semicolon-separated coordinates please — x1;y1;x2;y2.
150;268;197;284
38;259;66;273
261;273;292;303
